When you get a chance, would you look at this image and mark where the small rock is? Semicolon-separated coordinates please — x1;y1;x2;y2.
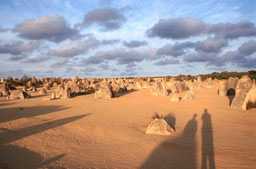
146;118;175;135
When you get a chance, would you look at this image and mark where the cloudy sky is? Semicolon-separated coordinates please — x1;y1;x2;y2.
0;0;256;78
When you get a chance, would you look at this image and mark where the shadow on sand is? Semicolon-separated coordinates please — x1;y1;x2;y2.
140;114;198;169
0;145;65;169
0;113;89;169
0;102;14;107
30;94;47;99
201;109;215;169
163;113;176;131
114;89;138;98
0;114;89;145
0;105;70;124
140;109;216;169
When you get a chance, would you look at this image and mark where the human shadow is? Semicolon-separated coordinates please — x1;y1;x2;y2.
140;114;198;169
0;105;69;124
201;109;215;169
0;114;89;145
0;145;65;169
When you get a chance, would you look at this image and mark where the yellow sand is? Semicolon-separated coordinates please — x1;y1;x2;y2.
0;85;255;169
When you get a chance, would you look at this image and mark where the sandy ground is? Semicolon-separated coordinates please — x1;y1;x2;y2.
0;85;255;169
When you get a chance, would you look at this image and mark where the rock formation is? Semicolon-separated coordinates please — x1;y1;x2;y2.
150;81;169;96
65;81;80;95
182;90;194;101
8;89;30;100
111;82;127;97
231;76;253;109
27;86;36;92
55;84;71;99
146;118;175;135
95;81;113;99
171;81;189;93
0;83;9;96
170;93;180;102
218;77;239;96
39;88;47;95
242;87;256;110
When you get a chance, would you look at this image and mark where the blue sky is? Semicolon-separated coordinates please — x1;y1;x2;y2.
0;0;255;78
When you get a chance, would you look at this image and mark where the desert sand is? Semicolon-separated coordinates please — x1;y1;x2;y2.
0;85;255;169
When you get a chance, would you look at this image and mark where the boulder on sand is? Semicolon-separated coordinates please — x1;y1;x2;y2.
39;88;47;95
218;77;239;96
55;84;71;99
205;78;214;88
171;93;180;102
231;76;253;109
27;86;36;92
182;90;194;101
8;89;30;100
135;81;145;90
43;83;51;90
146;118;175;135
95;81;113;99
151;81;169;96
170;81;189;93
72;76;79;83
111;83;127;97
65;81;80;95
242;88;256;110
0;83;9;96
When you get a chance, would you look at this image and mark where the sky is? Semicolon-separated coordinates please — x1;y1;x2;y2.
0;0;256;78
